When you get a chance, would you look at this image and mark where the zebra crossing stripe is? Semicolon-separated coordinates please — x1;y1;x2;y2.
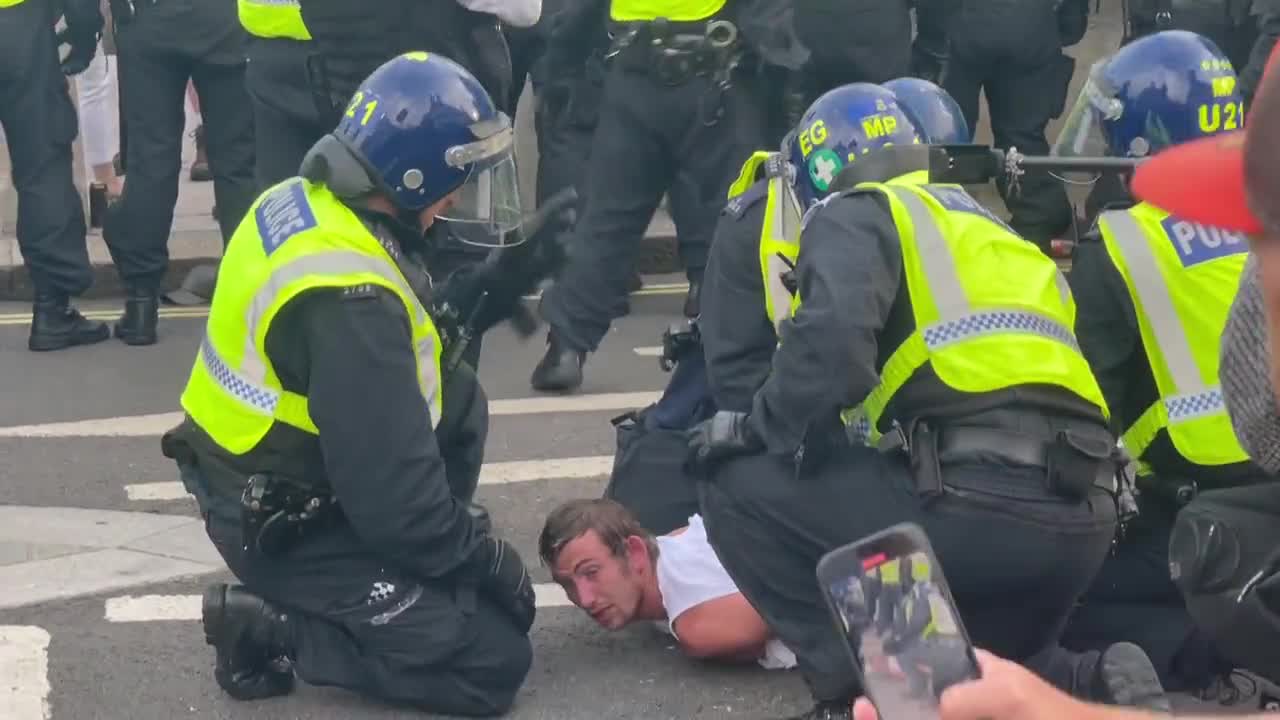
105;585;573;622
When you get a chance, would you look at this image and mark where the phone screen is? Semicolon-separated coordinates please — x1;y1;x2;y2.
817;524;979;720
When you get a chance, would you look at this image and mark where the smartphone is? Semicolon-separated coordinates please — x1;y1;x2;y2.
815;522;980;720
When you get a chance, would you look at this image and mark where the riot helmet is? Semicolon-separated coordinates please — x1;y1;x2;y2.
883;77;972;144
1053;30;1244;160
300;52;523;246
786;82;921;211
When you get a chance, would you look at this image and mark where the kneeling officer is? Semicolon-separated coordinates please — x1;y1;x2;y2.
161;53;536;715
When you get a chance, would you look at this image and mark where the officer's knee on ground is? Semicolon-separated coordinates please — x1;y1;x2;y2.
450;604;534;717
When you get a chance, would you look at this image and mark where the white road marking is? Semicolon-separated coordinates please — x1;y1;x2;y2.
0;626;51;720
125;454;615;501
0;392;660;438
632;346;663;357
106;584;572;623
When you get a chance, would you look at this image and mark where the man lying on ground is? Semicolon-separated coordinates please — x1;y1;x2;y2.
539;498;795;669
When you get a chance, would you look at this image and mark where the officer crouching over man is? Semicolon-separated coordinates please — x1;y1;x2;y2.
158;53;577;716
1053;30;1278;697
688;82;1173;719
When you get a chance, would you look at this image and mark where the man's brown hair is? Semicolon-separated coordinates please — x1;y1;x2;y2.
538;498;659;567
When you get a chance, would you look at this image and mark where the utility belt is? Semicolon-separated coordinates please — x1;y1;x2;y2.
877;419;1122;504
239;473;341;557
607;17;741;86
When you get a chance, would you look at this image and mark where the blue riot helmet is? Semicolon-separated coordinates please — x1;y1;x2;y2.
882;77;972;144
1053;30;1244;160
786;83;921;210
300;52;523;245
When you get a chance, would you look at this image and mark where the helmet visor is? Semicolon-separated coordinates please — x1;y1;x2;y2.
437;117;525;246
1052;62;1124;160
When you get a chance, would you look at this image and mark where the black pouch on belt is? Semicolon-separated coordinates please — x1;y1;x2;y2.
1045;430;1114;501
909;421;945;502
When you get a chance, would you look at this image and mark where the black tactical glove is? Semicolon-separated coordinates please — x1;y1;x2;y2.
433;188;578;341
57;26;99;76
686;410;764;473
476;536;537;633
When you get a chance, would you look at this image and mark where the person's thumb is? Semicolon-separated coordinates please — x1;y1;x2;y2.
937;650;1009;720
851;698;879;720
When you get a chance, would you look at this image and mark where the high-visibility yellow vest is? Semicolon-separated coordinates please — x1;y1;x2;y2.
852;175;1107;442
238;0;311;40
0;0;28;7
610;0;726;22
180;178;442;455
727;151;806;334
880;558;901;585
1097;203;1250;471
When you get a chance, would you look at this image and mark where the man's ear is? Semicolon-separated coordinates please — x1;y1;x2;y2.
624;535;652;574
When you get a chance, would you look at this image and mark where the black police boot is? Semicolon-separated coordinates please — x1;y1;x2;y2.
202;584;296;701
780;700;852;719
113;287;159;346
1091;642;1172;712
530;330;584;392
683;278;701;318
28;293;109;352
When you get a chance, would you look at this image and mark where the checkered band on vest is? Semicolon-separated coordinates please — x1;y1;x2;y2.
201;336;280;414
1166;387;1226;422
922;310;1078;351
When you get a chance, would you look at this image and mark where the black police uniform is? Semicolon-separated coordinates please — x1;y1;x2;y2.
532;4;768;391
787;0;913;118
927;0;1076;250
536;0;608;214
166;215;533;714
103;0;256;344
296;0;512;129
246;37;326;190
699;179;776;413
695;174;1148;714
1060;233;1273;691
0;0;111;351
1124;0;1259;75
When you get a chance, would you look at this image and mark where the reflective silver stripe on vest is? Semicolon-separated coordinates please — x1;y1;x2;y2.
1103;210;1224;421
239;251;428;384
243;0;300;6
894;188;1079;351
203;250;439;422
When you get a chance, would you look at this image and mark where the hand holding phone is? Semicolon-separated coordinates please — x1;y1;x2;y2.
816;523;981;720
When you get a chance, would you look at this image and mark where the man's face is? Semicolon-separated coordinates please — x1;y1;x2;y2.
551;530;645;631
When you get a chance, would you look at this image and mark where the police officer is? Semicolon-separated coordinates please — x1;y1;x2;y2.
1;0;109;351
161;54;536;714
237;0;321;190
102;0;256;344
530;0;767;392
689;84;1170;720
701;78;969;417
918;0;1077;253
1053;31;1270;693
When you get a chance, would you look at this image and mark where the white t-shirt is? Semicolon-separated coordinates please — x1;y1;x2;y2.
455;0;541;27
653;515;797;670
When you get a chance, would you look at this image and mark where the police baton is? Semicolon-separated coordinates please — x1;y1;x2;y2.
927;144;1146;189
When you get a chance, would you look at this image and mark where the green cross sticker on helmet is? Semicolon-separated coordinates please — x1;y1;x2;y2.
808;148;843;192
